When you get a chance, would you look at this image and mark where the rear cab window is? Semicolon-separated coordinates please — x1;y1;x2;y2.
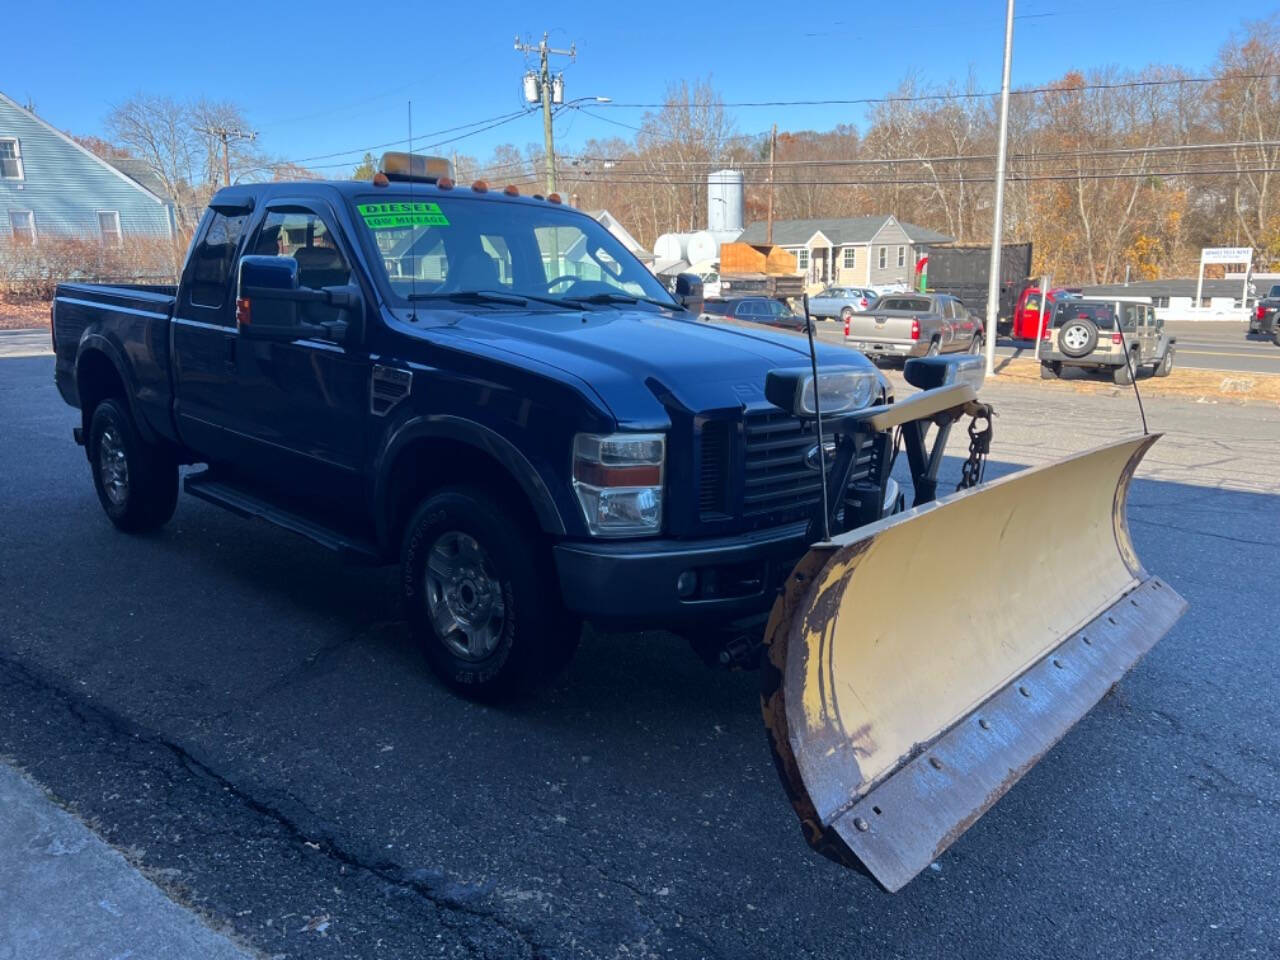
187;211;248;311
1052;301;1117;330
881;297;932;312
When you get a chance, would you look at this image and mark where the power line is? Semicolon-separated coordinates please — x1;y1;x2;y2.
276;108;535;168
571;139;1280;170
551;165;1280;188
591;72;1280;110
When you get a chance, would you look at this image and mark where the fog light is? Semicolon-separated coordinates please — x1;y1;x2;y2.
676;570;698;598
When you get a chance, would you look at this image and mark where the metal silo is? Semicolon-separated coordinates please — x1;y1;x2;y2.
707;169;744;234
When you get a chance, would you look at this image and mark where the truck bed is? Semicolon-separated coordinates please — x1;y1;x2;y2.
53;282;179;440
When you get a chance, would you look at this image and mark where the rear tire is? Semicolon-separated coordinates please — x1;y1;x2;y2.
926;339;941;357
968;334;983;354
841;307;853;322
88;398;178;533
401;487;580;701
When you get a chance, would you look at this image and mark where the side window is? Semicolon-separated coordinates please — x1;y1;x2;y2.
878;247;887;269
737;300;759;317
189;212;248;309
252;210;352;325
1120;303;1139;331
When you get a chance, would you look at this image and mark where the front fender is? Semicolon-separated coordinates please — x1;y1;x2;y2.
372;414;568;551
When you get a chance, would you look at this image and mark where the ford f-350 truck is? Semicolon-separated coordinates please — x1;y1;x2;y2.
53;153;1185;891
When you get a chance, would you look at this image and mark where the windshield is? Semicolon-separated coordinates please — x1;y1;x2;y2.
353;194;676;309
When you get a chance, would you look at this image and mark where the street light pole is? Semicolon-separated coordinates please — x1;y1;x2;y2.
983;0;1016;376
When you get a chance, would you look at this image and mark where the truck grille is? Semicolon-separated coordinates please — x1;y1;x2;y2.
742;411;875;521
698;420;733;519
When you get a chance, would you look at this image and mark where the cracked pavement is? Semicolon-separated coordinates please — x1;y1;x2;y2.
1;354;1278;958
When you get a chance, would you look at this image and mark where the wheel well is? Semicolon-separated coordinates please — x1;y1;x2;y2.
77;350;126;427
384;438;543;552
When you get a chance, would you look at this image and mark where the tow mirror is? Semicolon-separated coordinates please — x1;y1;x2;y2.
674;272;704;315
238;255;302;337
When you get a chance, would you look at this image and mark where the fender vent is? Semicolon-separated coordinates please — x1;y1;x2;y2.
371;365;412;416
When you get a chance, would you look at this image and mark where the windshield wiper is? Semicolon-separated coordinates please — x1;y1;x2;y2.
407;290;528;306
563;292;679;310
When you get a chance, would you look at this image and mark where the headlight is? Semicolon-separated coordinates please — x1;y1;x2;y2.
572;433;665;537
765;367;878;418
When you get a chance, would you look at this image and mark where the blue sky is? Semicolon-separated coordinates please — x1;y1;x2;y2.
4;0;1274;174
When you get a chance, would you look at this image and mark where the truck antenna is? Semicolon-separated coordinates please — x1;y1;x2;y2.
803;292;832;542
407;100;418;322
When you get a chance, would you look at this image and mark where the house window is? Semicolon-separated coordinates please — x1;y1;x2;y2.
0;138;23;179
796;248;809;270
98;211;122;248
9;210;36;245
1152;296;1169;308
878;246;886;269
897;245;906;267
842;247;855;269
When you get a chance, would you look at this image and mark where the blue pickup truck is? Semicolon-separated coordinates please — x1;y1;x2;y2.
52;154;982;699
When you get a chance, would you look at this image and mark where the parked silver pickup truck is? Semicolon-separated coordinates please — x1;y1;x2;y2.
843;293;983;361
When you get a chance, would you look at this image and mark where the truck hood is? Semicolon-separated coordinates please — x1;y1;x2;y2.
429;310;883;427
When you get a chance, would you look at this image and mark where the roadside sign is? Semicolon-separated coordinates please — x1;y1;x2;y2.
1196;247;1253;307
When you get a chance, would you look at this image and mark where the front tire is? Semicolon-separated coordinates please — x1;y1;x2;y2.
1113;355;1135;385
88;398;178;533
401;487;580;700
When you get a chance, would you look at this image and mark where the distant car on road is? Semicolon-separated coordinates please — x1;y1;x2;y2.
807;286;877;322
701;296;814;333
843;293;983;362
1252;284;1280;344
1039;297;1176;383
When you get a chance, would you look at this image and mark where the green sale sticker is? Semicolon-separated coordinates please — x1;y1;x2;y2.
357;202;450;229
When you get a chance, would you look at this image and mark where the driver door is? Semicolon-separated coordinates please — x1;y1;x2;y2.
230;202;371;505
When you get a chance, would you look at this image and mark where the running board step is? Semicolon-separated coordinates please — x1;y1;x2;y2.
184;472;382;565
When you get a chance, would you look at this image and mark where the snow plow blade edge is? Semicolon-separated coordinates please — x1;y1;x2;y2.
761;434;1186;891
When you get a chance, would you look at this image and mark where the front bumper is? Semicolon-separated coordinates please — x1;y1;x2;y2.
845;338;929;359
554;521;810;626
554;478;902;627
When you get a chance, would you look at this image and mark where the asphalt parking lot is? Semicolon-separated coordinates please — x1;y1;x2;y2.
2;351;1278;959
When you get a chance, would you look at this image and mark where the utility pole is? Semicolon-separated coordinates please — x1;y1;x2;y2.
515;33;575;194
196;125;257;187
983;0;1015;377
766;124;777;245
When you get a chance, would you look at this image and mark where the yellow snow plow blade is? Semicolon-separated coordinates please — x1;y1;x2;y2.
761;434;1186;891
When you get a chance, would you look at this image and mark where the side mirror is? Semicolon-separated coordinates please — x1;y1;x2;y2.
674;272;704;315
238;255;302;338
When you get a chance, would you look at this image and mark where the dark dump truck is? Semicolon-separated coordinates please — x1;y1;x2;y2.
926;242;1033;331
52;154;1186;892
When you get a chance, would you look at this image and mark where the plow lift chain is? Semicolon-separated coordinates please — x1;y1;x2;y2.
957;403;994;491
